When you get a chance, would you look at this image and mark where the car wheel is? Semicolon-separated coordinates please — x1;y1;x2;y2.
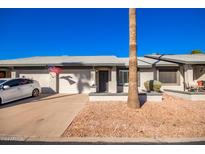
32;89;40;97
0;98;2;105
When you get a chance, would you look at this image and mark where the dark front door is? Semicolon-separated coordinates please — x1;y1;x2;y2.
99;71;109;92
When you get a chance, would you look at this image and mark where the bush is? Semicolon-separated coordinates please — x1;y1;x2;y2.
144;80;152;92
191;50;204;54
153;80;162;92
144;80;162;92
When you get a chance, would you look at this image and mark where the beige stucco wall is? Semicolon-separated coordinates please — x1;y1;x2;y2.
11;65;188;94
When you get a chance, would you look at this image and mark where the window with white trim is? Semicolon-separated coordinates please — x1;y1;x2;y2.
119;70;129;85
158;68;178;84
118;70;140;86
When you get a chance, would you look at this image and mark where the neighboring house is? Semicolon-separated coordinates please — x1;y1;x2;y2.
0;54;205;94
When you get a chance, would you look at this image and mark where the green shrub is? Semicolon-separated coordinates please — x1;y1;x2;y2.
144;80;162;92
144;81;149;91
144;80;152;92
191;50;204;54
153;80;162;92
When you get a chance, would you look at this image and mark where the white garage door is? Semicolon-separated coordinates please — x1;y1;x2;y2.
18;70;52;93
59;70;91;94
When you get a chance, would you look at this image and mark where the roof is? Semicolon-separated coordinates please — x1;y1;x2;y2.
119;57;179;68
145;54;205;64
0;56;125;67
0;55;186;67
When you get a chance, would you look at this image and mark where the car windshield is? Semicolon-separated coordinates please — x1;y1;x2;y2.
0;80;7;85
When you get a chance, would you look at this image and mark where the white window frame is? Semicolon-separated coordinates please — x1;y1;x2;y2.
158;68;180;85
118;70;140;87
119;70;129;86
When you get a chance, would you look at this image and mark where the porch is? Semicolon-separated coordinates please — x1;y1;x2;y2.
164;64;205;101
164;89;205;101
90;66;118;93
183;64;205;91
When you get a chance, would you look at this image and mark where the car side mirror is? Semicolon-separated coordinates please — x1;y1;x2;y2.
3;85;10;90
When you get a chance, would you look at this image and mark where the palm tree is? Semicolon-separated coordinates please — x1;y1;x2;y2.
127;8;140;109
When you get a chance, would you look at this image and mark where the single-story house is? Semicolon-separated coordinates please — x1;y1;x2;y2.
0;54;205;94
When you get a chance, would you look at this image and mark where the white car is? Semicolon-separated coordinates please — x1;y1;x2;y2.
0;78;41;105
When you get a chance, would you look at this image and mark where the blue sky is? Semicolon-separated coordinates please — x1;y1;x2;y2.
0;8;205;60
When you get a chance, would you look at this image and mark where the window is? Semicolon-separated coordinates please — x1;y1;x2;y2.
119;70;129;85
27;79;33;84
0;80;6;84
4;79;21;87
118;70;140;86
18;79;33;85
158;69;178;84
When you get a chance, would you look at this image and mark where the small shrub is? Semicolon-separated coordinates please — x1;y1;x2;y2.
153;80;162;92
144;80;152;92
191;50;204;54
144;80;162;92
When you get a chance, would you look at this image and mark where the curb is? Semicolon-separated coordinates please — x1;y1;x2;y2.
0;135;205;144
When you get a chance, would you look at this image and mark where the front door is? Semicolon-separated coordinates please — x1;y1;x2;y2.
99;71;108;92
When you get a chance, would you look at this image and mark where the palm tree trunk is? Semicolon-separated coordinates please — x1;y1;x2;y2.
127;8;140;109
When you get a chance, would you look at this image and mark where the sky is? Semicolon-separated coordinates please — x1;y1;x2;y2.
0;8;205;60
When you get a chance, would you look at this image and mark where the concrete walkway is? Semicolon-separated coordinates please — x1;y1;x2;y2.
0;94;88;138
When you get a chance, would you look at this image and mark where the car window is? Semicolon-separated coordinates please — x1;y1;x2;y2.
17;79;31;85
0;80;6;84
26;79;33;84
19;79;34;85
4;79;21;87
19;79;27;85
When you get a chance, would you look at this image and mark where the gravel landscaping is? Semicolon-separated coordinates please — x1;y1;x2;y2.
62;94;205;138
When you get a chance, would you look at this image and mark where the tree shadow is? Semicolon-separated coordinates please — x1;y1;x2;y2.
139;93;147;107
60;76;76;85
76;73;90;93
60;72;91;94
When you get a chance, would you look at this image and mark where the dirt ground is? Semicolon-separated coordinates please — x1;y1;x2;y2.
62;94;205;138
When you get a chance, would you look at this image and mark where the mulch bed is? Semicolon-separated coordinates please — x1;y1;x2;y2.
62;94;205;138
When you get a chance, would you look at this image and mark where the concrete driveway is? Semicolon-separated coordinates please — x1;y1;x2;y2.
0;94;88;138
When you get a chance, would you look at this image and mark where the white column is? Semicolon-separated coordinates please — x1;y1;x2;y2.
11;70;17;78
108;66;117;93
184;64;193;84
49;74;58;93
90;69;97;93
